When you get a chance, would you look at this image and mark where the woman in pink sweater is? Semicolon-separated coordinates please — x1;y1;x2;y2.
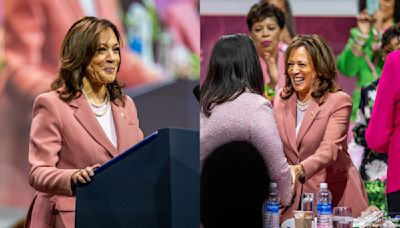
200;34;293;208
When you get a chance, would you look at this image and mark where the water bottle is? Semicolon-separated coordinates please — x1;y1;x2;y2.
263;182;280;228
316;183;333;228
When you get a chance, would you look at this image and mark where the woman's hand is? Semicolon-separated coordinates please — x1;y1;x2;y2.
290;164;305;193
263;52;279;89
71;164;101;184
289;165;298;194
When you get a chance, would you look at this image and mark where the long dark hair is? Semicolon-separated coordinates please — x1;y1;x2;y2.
200;34;264;117
280;34;341;101
51;16;125;105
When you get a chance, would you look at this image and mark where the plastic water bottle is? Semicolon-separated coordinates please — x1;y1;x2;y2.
316;183;333;228
263;182;280;228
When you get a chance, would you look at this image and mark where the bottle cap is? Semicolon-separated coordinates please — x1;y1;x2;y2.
270;182;277;188
320;183;328;189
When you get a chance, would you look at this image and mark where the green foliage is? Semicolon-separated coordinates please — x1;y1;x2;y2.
188;53;200;80
365;180;387;212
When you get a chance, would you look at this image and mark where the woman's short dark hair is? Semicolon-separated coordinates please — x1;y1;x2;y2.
382;23;400;49
247;2;285;31
280;34;341;101
51;16;125;105
200;34;264;117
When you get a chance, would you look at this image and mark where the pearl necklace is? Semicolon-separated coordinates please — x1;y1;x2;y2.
297;98;310;112
82;90;111;117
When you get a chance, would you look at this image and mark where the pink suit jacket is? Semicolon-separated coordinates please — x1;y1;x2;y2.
26;91;143;228
273;91;368;222
366;50;400;194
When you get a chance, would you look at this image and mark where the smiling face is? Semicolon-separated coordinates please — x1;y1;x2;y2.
287;46;317;101
86;28;121;86
250;17;282;56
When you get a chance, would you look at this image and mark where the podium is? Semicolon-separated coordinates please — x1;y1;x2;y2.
75;128;199;228
125;79;199;136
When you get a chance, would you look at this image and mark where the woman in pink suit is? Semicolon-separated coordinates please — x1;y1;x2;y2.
366;50;400;214
25;17;144;228
273;34;368;222
0;0;159;207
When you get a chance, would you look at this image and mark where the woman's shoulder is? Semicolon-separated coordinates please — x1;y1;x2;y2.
327;91;351;102
205;92;272;121
386;50;400;64
235;92;272;108
34;91;62;105
323;91;352;109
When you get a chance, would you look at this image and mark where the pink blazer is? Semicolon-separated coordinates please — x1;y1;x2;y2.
366;50;400;194
273;91;368;222
26;91;143;228
2;0;159;98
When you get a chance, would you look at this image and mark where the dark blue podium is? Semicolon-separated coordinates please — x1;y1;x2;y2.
75;128;199;228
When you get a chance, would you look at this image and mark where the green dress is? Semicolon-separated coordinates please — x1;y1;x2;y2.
337;27;384;121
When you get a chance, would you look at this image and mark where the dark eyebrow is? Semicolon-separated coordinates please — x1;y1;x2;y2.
99;43;120;47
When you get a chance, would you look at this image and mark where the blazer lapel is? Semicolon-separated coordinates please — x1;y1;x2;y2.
70;95;118;157
296;99;321;148
282;94;298;153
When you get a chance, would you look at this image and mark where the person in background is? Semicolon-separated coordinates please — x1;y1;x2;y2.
337;0;400;121
247;2;286;99
366;45;400;216
260;0;296;45
25;17;144;228
200;34;293;210
273;34;368;222
353;23;400;211
0;0;160;208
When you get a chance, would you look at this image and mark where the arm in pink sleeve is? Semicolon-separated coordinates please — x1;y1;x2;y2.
366;51;400;152
250;103;292;206
29;95;77;196
301;94;352;179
